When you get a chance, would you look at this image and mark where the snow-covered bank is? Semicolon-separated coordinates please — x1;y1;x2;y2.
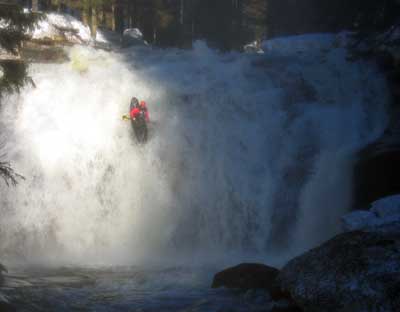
31;12;107;44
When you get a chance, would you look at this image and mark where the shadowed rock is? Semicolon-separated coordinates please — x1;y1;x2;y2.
212;263;281;294
279;224;400;312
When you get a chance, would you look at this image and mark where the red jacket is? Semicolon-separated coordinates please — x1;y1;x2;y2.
130;101;149;122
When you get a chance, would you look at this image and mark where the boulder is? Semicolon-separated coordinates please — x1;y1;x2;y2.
279;225;400;312
212;263;283;296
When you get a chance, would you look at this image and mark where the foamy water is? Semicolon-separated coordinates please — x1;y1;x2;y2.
0;36;389;267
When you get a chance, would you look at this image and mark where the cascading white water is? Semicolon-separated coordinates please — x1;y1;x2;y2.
0;36;390;267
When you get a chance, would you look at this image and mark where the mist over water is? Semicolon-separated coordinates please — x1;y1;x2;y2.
0;38;389;267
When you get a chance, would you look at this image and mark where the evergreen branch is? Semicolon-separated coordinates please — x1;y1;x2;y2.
0;60;34;96
0;3;42;31
0;29;29;54
0;159;24;187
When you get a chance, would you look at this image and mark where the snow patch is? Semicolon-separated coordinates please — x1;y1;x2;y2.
31;13;107;44
342;194;400;231
122;28;148;47
244;41;264;54
123;28;143;40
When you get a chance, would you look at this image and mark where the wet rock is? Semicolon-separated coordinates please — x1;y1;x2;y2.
279;225;400;312
212;263;280;294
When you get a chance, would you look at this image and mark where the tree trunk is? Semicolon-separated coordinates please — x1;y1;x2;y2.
32;0;39;11
98;3;105;27
111;3;116;31
128;1;132;28
90;5;97;39
114;0;124;35
180;0;184;25
133;0;138;27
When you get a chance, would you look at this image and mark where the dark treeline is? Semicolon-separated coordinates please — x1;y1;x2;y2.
13;0;400;50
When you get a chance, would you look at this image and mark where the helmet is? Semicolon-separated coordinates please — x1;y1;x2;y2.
130;97;139;110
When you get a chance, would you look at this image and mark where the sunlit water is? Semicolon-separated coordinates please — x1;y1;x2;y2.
0;35;389;310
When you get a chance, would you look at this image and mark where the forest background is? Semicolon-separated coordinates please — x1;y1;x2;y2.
14;0;400;50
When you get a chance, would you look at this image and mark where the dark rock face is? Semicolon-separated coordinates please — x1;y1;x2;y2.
353;144;400;210
352;48;400;211
212;263;280;292
279;226;400;312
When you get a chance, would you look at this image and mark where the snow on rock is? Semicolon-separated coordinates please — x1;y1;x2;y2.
31;13;107;44
371;194;400;220
244;41;264;54
122;28;148;47
342;195;400;232
123;28;143;40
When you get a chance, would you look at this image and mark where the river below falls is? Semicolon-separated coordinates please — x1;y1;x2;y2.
1;266;273;311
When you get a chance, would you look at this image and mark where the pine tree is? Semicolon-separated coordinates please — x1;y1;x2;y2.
0;2;40;94
243;0;267;41
0;2;39;185
351;0;400;51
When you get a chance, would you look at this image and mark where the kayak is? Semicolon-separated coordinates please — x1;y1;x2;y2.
131;114;148;143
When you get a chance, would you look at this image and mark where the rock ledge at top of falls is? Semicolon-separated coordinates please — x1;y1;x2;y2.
278;223;400;312
1;12;112;63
